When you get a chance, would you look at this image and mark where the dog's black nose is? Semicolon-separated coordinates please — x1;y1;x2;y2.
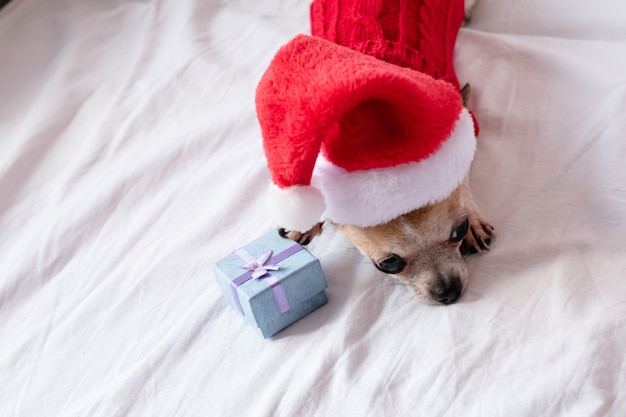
430;277;462;305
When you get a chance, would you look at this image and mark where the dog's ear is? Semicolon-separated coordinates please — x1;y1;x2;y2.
460;83;471;107
464;0;477;25
278;222;325;246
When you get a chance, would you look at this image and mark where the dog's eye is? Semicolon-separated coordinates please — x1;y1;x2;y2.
450;218;469;243
374;254;406;274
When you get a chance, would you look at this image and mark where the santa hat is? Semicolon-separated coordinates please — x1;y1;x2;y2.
256;34;476;232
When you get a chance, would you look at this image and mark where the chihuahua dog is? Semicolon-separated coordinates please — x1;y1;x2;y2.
278;0;492;305
281;84;495;305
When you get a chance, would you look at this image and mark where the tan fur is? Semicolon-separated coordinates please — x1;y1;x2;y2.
337;173;494;304
279;173;494;305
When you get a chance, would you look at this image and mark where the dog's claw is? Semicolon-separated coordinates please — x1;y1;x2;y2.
278;228;309;245
277;222;324;246
461;215;496;256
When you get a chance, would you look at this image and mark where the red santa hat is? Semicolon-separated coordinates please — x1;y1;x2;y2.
256;34;476;232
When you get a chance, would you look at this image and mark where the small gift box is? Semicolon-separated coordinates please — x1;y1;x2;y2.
213;230;328;338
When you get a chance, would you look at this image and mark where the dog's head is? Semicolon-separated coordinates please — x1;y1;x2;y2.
275;86;493;304
280;181;495;305
335;186;470;305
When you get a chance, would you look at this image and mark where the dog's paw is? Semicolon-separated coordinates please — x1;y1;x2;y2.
278;222;324;246
461;212;495;255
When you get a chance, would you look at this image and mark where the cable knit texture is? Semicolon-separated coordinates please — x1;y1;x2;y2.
310;0;464;88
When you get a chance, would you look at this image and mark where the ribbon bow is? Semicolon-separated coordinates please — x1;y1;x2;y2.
241;250;280;279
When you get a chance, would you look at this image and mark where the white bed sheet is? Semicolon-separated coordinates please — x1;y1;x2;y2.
1;0;625;416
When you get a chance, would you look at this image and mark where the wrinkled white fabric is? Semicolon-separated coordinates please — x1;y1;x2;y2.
1;0;625;416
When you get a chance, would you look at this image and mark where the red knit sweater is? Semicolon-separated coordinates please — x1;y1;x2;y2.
310;0;465;91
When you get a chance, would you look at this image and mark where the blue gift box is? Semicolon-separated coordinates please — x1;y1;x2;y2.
213;230;328;338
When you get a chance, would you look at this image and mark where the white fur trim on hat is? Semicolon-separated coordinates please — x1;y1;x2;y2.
266;184;327;232
312;109;476;227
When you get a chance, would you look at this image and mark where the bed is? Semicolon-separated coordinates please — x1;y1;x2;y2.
1;0;625;415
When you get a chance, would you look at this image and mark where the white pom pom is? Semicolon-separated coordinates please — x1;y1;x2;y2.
266;184;326;232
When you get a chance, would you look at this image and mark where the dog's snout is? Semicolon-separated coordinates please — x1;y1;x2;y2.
430;277;462;305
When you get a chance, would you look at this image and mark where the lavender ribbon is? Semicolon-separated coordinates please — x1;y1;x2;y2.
241;250;280;279
230;243;303;316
